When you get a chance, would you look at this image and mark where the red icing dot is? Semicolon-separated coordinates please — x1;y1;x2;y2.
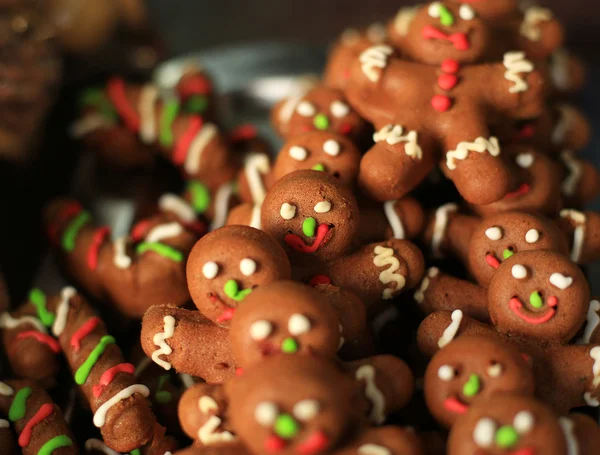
437;74;459;91
431;95;453;112
441;59;460;74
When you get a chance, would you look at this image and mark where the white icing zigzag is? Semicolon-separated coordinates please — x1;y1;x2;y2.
355;365;386;425
446;137;500;170
503;52;535;94
520;6;553;41
152;315;176;370
373;124;422;160
198;396;236;445
579;300;600;345
414;267;440;303
438;310;463;348
373;246;406;300
560;209;586;263
360;45;394;83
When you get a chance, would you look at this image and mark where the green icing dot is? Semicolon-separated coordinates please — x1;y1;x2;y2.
495;426;519;449
9;387;32;421
187;181;211;214
439;5;455;26
312;163;326;172
281;337;299;354
503;249;514;260
29;288;55;327
302;217;317;237
62;211;91;252
38;435;73;455
275;414;299;439
136;242;183;263
530;291;543;309
223;279;253;302
314;114;330;130
463;374;481;397
129;450;141;455
185;95;209;114
75;336;116;385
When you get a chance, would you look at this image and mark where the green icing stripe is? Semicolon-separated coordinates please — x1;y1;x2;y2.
29;288;55;327
187;181;211;214
62;211;91;252
130;450;141;455
159;99;180;147
37;435;73;455
80;89;118;121
136;242;183;263
74;336;116;385
9;387;32;421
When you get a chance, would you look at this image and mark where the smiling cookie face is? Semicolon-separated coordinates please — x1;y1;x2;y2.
261;170;360;263
448;394;571;455
425;335;535;428
468;212;569;287
186;225;292;326
488;250;589;343
271;86;367;141
227;356;356;455
272;132;361;188
230;281;341;368
402;2;491;65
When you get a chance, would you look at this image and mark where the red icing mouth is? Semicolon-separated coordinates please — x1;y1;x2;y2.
444;396;469;414
265;435;286;454
216;307;236;323
510;449;536;455
209;293;236;323
485;254;501;269
422;25;470;51
295;430;330;455
509;297;557;325
505;183;531;199
338;123;353;135
285;224;332;254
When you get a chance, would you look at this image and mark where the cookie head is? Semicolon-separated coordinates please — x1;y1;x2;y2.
424;335;535;429
186;225;292;326
272;132;361;188
402;2;491;65
468;211;569;287
488;250;590;343
227;356;355;455
230;281;341;368
261;170;360;263
448;394;569;455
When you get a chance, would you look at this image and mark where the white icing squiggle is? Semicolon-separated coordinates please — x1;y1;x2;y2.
360;45;393;83
560;151;583;197
438;310;463;348
0;312;46;334
414;267;439;303
52;286;76;336
138;84;159;144
520;7;553;41
558;417;580;455
113;237;132;269
0;381;14;396
198;396;236;445
84;439;120;455
159;194;196;223
93;384;150;427
210;182;236;231
560;209;586;263
503;52;535;94
244;153;271;205
152;315;176;370
146;223;183;243
355;365;386;425
374;124;422;160
373;246;406;300
394;6;419;36
552;104;575;145
579;300;600;345
383;201;405;239
431;203;458;258
185;123;218;175
446;137;500;170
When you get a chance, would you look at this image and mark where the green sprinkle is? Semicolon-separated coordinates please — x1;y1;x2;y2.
75;336;116;385
159;99;180;147
281;337;299;354
155;375;172;404
312;163;326;172
187;180;211;214
185;95;209;114
275;414;299;439
223;279;253;302
439;5;455;26
80;89;118;121
29;288;55;327
463;374;481;397
530;291;543;309
62;211;91;252
9;387;32;421
38;435;73;455
136;242;183;263
302;217;317;237
129;450;141;455
495;426;519;449
314;114;330;130
503;249;514;260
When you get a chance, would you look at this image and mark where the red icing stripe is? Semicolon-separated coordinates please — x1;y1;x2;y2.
131;220;152;242
107;78;140;132
87;227;111;271
18;403;54;447
173;116;203;166
178;75;212;99
92;363;135;398
16;331;61;353
70;317;101;352
48;203;82;244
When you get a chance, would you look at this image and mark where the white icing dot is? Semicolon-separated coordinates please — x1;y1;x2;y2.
485;226;503;241
549;273;573;290
314;201;332;213
513;411;535;434
437;365;455;382
288;313;311;336
330;100;350;118
459;4;476;20
202;261;219;280
525;229;540;244
516;153;535;169
487;363;503;378
255;402;278;426
293;399;320;421
296;101;316;117
289;146;308;161
240;258;257;277
250;320;273;341
511;264;528;280
473;418;497;448
323;139;341;156
428;2;442;18
280;203;297;220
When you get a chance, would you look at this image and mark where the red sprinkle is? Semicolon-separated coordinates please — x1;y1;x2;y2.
485;254;501;269
338;123;353;135
264;435;286;454
70;317;101;352
173;116;203;166
295;430;330;455
421;26;470;51
87;227;111;271
443;396;469;415
548;296;559;307
107;78;141;132
438;73;459;91
131;220;152;242
284;224;331;254
216;307;236;323
184;221;207;237
517;124;536;139
229;124;258;143
92;363;135;398
441;59;460;74
431;95;453;112
178;75;212;99
16;331;61;353
48;203;82;244
235;368;244;376
18;403;54;447
309;275;332;287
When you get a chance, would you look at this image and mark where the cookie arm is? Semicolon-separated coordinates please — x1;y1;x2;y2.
556;210;600;265
421;206;479;262
0;415;18;455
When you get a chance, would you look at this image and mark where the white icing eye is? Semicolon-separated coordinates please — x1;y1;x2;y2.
202;261;219;280
255;401;278;427
289;146;308;161
330;100;350;118
240;258;257;276
297;101;316;117
513;411;535;435
437;365;456;382
288;313;311;336
485;226;503;241
428;2;442;18
525;229;540;244
250;320;273;341
473;418;497;448
511;264;528;280
314;201;332;213
323;139;341;157
280;203;297;220
549;273;573;290
293;399;320;421
487;363;503;378
516;153;535;169
459;4;476;20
